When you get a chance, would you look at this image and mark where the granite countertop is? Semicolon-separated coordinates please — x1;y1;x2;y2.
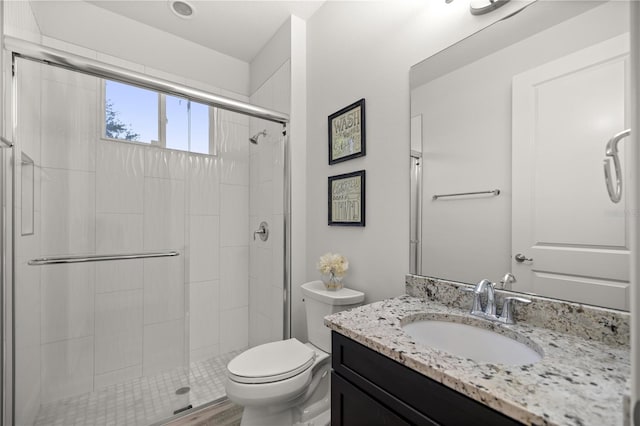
325;295;630;426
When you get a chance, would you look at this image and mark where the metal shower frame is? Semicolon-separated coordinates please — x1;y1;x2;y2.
1;35;292;425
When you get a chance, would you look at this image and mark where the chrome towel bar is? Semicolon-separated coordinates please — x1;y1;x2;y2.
432;189;500;200
28;250;180;265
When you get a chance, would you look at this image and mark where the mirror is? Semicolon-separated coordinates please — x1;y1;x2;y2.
410;0;631;310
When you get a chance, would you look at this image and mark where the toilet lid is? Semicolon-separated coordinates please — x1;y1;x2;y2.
227;339;316;384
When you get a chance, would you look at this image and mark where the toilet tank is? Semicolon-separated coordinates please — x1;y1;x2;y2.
301;281;365;353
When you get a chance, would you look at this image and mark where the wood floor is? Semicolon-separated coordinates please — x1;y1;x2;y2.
164;400;243;426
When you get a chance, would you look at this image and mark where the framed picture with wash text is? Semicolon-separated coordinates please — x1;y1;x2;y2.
328;99;366;164
328;170;366;227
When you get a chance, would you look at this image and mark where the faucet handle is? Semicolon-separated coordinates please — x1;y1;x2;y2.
253;221;269;241
499;296;531;324
459;287;482;314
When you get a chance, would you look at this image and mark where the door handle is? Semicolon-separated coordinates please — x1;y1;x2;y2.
603;129;631;203
514;253;533;263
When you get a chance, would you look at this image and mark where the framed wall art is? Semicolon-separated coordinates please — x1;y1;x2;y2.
328;170;366;226
328;98;365;164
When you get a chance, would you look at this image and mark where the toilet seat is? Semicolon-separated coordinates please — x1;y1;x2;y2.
227;339;316;384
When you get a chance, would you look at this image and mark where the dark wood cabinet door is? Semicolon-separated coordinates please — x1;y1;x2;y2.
331;372;415;426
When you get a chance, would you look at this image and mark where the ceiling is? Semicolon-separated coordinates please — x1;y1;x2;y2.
87;0;325;62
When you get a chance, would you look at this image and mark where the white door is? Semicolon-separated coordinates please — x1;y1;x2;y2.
512;34;630;310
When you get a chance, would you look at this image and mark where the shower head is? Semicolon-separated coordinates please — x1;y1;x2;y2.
249;129;267;144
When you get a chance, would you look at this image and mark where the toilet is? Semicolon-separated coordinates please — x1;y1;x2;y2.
225;280;365;426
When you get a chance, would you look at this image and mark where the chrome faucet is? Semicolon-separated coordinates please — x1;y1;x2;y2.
466;278;530;324
470;279;496;318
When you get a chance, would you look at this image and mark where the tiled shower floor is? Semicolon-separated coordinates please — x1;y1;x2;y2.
34;350;243;426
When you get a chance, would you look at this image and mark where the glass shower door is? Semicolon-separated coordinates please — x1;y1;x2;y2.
12;58;190;426
10;50;290;425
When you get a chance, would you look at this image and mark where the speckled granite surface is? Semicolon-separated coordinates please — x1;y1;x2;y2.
406;275;630;347
325;284;630;425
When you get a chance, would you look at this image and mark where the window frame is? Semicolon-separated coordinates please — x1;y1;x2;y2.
100;79;216;156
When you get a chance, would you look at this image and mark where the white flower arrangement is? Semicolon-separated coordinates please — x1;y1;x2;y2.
316;252;349;278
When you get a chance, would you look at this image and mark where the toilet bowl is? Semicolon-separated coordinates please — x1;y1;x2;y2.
225;339;330;426
225;281;365;426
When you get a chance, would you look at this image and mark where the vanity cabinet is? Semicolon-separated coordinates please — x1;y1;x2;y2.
331;332;523;426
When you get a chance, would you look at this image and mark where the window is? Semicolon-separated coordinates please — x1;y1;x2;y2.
105;80;158;143
189;100;210;155
104;80;212;155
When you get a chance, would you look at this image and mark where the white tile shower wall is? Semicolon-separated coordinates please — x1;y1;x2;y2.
206;110;250;358
187;154;221;362
218;120;250;186
95;141;145;215
188;155;220;216
143;319;186;377
143;256;185;325
220;184;249;247
189;215;220;283
189;280;220;362
96;213;144;253
220;306;249;353
37;67;99;403
95;141;145;309
220;246;249;310
94;290;143;374
248;60;290;347
33;65;252;403
40;77;97;172
40;168;96;256
40;264;95;343
143;176;186;251
95;259;143;294
41;336;95;404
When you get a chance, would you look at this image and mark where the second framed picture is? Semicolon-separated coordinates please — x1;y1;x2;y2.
328;170;366;227
328;98;365;164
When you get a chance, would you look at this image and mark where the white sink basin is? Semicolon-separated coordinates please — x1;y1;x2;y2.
402;318;543;365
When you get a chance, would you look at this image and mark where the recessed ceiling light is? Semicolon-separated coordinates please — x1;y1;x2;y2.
170;1;195;19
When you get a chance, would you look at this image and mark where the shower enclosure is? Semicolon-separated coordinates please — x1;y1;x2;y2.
2;41;290;426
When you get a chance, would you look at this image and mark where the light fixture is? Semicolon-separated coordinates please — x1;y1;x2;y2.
469;0;510;15
170;0;195;19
